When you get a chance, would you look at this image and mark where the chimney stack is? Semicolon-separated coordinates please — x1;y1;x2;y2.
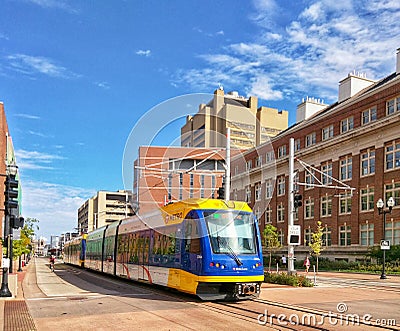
397;48;400;75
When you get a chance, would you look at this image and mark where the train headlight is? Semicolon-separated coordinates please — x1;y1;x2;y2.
210;262;215;267
215;263;220;268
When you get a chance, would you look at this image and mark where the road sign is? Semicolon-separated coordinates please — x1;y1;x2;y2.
380;240;390;250
288;225;301;245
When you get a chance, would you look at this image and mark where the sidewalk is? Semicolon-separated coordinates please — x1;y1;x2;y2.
0;260;36;331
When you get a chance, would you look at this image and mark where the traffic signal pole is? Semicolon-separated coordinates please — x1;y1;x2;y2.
287;138;295;274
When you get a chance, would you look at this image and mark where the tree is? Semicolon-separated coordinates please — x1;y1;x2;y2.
13;218;39;266
308;221;324;274
263;224;282;271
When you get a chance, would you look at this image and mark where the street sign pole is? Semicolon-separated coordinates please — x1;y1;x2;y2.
288;138;295;274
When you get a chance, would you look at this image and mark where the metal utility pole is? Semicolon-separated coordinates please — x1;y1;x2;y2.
225;128;230;200
287;138;295;274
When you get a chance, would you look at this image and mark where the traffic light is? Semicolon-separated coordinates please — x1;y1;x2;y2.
294;193;302;209
217;186;225;199
11;215;24;229
4;174;19;210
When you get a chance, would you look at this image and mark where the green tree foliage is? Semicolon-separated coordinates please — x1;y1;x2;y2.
13;217;39;258
368;244;400;262
308;220;324;273
263;224;281;271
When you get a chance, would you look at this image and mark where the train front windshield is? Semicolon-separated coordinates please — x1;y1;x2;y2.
204;211;257;255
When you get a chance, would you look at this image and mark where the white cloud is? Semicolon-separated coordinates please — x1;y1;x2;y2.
7;54;80;79
26;0;79;13
136;50;151;57
95;81;110;89
176;0;400;106
15;149;65;170
15;113;40;120
21;180;94;238
247;75;283;100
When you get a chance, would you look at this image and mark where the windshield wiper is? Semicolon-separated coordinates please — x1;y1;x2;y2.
217;236;243;266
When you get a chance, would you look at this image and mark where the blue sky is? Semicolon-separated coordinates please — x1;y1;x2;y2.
1;0;399;240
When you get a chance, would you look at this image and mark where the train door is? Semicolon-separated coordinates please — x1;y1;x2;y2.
182;215;202;274
138;230;151;281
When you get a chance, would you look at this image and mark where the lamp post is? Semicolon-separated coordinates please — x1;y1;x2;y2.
1;164;18;297
376;197;395;280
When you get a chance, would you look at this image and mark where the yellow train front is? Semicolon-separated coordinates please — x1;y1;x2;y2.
68;199;264;301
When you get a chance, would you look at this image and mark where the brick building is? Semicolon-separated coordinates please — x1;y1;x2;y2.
133;146;237;214
0;102;9;252
232;49;400;261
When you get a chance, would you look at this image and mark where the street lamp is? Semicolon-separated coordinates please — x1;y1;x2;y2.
1;164;18;297
376;197;395;280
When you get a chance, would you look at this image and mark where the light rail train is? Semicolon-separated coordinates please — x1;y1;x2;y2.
64;198;264;300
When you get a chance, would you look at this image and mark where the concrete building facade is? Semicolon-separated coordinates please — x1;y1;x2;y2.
181;89;288;149
78;190;134;232
232;49;400;262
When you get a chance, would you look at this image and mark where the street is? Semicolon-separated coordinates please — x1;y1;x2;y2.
4;257;400;331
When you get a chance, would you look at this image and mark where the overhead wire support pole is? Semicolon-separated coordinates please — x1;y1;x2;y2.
287;138;295;275
225;128;230;200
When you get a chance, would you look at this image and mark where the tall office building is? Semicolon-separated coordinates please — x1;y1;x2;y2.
78;190;134;232
181;89;288;149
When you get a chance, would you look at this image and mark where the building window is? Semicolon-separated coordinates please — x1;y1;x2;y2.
255;156;262;167
265;178;273;199
321;195;332;217
211;175;216;199
295;138;301;152
386;96;400;115
306;132;316;147
321;161;333;185
255;182;262;201
305;169;315;189
339;192;352;214
361;148;375;176
189;174;194;198
255;207;261;223
386;220;400;245
245;186;251;203
200;175;205;198
360;222;374;246
278;145;287;158
341;116;354;133
265;151;275;163
179;173;183;200
277;203;285;223
339;225;351;246
278;229;284;245
168;174;172;200
360;186;374;212
304;228;312;246
322;125;334;141
234;165;238;176
385;140;400;170
385;180;400;203
233;189;238;201
277;176;285;196
246;160;252;171
322;226;332;246
265;206;272;224
340;155;352;181
304;198;314;219
361;106;377;125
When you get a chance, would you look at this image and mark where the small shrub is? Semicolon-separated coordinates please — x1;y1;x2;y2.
264;272;314;287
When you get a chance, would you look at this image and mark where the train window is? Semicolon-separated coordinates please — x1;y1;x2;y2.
184;219;201;254
204;211;256;255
